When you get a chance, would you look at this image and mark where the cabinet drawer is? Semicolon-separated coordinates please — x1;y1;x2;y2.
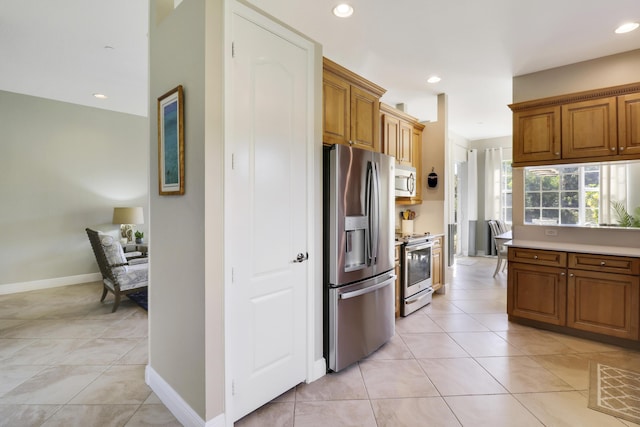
508;247;567;267
568;253;640;275
432;236;442;248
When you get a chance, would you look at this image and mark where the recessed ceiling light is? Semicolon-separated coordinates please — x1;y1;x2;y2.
427;76;441;84
93;93;108;99
333;4;354;18
615;22;639;34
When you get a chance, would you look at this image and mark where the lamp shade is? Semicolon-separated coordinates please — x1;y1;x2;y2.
112;207;144;225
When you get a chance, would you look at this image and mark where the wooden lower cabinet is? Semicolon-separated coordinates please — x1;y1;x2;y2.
567;270;639;340
432;236;443;292
508;262;567;325
508;247;640;346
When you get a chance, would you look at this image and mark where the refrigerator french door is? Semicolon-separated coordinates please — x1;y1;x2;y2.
324;144;395;372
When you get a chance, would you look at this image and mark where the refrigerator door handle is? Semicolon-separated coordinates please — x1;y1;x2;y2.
365;162;374;265
371;161;380;263
338;275;396;300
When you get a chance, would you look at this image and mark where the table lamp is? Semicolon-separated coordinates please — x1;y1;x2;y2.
112;207;144;244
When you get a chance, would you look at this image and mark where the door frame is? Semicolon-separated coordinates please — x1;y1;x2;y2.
222;1;322;424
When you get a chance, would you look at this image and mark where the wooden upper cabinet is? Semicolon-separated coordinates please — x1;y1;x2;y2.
380;103;417;165
618;92;640;156
350;86;380;151
322;57;386;152
323;71;350;146
562;97;617;159
411;125;424;202
380;103;424;204
382;113;400;159
510;82;640;167
513;105;561;164
398;121;413;165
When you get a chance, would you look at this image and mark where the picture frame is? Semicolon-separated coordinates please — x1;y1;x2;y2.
157;85;185;195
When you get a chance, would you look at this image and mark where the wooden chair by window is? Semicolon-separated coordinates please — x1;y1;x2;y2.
488;220;508;277
86;228;148;312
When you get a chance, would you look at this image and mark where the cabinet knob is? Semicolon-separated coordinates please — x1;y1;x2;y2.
569;273;574;277
555;152;560;156
611;147;616;151
561;272;565;276
600;261;605;266
620;147;625;151
533;255;538;260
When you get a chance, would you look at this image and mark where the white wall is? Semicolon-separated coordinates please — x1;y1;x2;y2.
148;0;225;421
0;90;148;290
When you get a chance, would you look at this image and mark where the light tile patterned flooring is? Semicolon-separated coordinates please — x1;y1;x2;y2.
0;283;180;427
236;257;640;427
2;257;640;426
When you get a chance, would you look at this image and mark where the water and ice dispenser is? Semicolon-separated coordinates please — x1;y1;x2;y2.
344;215;368;272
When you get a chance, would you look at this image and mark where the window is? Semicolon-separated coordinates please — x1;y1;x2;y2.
524;164;613;226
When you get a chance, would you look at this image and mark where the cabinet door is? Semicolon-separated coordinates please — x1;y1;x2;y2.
432;237;442;292
412;126;423;201
350;86;380;152
323;71;350;146
618;92;640;157
562;97;617;159
567;270;639;340
513;106;561;164
382;114;400;159
508;263;567;325
397;121;413;165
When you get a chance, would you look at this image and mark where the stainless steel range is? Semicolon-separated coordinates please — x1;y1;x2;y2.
398;233;434;316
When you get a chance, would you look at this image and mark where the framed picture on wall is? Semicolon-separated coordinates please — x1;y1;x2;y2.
157;85;185;195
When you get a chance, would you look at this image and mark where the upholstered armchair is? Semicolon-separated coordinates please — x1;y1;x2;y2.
86;228;148;312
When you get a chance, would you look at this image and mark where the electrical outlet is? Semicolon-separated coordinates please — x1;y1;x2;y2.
545;229;558;236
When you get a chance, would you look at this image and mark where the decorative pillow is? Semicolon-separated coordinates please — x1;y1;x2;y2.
99;233;127;267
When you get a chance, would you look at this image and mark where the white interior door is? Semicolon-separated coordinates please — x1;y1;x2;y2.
228;9;310;422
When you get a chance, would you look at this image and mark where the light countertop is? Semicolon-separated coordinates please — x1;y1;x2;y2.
506;239;640;258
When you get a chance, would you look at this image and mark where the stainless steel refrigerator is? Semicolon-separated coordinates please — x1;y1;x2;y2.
324;144;396;372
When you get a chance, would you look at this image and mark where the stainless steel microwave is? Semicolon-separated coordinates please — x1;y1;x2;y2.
395;164;416;197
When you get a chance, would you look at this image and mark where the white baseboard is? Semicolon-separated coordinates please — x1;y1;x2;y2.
0;273;102;295
146;365;226;427
308;357;326;383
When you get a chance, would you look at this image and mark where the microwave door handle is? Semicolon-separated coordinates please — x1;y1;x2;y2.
408;172;415;194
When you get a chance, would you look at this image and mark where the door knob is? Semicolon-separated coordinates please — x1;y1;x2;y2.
293;252;309;263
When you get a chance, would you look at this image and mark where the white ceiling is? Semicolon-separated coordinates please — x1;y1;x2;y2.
1;0;639;140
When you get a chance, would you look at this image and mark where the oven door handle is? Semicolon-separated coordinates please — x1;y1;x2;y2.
339;275;395;300
405;288;434;305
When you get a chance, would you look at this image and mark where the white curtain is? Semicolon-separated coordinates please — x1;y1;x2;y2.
466;150;478;255
484;148;503;221
459;162;469;256
467;150;478;221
